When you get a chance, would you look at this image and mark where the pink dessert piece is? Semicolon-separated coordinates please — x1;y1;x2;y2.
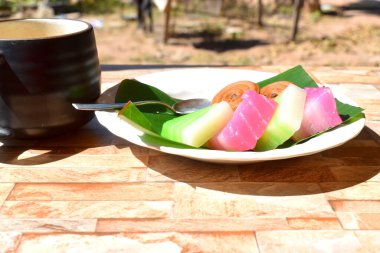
208;90;277;151
292;87;343;141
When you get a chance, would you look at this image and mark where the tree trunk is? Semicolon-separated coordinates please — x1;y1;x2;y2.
163;0;172;44
291;0;302;41
305;0;320;12
257;0;263;27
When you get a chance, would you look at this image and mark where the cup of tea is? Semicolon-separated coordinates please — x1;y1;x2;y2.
0;18;101;139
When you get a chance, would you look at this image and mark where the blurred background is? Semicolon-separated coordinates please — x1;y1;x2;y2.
1;0;379;66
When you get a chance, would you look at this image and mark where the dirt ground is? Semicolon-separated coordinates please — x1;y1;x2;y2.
87;5;380;67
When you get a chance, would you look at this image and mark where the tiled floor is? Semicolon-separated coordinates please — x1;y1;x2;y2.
0;66;379;252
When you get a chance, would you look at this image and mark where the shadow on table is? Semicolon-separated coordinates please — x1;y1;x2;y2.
0;82;123;166
0;117;111;165
132;125;380;197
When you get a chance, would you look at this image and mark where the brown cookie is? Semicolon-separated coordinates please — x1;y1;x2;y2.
212;80;260;110
260;81;292;99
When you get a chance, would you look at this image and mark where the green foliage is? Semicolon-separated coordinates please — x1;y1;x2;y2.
310;10;322;22
0;0;25;14
199;22;223;38
221;0;256;19
1;0;120;14
320;37;337;52
2;0;38;7
79;0;122;14
276;4;293;16
0;0;11;11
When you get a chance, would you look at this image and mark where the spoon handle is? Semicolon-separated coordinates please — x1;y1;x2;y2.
72;103;127;111
72;101;177;113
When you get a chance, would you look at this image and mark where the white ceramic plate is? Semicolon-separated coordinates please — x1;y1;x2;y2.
95;68;365;164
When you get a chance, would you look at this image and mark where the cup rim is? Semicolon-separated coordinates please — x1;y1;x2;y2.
0;18;93;41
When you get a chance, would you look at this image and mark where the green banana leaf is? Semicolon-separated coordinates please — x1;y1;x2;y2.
115;78;179;133
116;65;364;150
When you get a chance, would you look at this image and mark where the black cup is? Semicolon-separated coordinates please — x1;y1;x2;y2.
0;18;100;139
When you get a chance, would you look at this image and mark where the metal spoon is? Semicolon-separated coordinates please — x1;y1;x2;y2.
72;98;211;115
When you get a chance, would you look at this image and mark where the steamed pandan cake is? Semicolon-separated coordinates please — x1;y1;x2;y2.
292;87;343;141
160;101;233;148
208;90;277;151
255;83;307;151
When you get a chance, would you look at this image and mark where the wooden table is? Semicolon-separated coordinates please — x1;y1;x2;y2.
0;65;379;252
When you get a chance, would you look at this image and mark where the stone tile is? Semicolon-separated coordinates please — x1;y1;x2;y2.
0;232;22;253
342;139;378;147
33;128;114;148
239;163;336;183
365;121;380;140
112;144;150;156
16;232;259;253
329;166;380;182
8;183;174;201
0;184;14;207
0;167;147;183
126;232;259;253
17;233;182;253
0;219;96;232
0;201;173;219
287;217;342;229
347;127;373;140
338;157;380;166
0;154;148;168
147;154;240;182
96;219;176;233
188;181;325;196
322;182;380;200
321;146;380;159
178;232;258;253
337;212;380;230
359;100;380;121
330;200;380;212
173;183;334;218
240;154;345;168
4;145;140;156
313;70;380;85
353;213;380;229
355;231;380;252
96;217;289;232
336;212;359;229
256;230;363;253
332;84;380;100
